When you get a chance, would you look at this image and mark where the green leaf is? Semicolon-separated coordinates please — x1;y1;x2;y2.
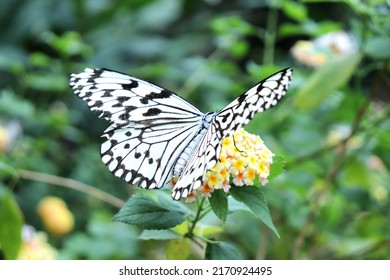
113;193;187;230
208;189;228;222
166;238;190;260
230;186;279;238
364;37;390;59
294;53;362;110
211;16;255;37
205;241;243;260
153;190;192;215
0;186;23;259
282;1;308;22
139;229;181;240
268;155;286;181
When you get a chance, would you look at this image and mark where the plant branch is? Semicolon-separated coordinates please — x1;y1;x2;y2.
263;5;278;65
18;169;125;208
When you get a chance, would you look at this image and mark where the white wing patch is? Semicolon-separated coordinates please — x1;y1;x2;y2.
70;67;293;200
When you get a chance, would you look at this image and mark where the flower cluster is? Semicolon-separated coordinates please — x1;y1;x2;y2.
186;129;274;202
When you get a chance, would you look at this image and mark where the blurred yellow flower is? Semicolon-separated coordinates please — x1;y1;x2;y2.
37;196;74;236
17;225;58;260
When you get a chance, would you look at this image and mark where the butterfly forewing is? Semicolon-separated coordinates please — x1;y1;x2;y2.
70;68;203;190
70;68;203;129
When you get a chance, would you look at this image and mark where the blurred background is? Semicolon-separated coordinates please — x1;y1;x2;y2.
0;0;389;260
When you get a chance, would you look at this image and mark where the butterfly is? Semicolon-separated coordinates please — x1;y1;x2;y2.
70;67;292;200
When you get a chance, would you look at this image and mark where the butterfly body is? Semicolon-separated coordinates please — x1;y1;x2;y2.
173;112;215;178
70;67;292;200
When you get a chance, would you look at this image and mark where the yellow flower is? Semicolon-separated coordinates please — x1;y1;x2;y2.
258;161;270;177
231;158;246;176
205;172;222;188
219;154;230;169
222;137;233;148
243;168;257;186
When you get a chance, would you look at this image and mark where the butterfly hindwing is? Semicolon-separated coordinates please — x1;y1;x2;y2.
100;122;201;189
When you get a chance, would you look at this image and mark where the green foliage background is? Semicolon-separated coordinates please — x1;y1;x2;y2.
1;0;389;259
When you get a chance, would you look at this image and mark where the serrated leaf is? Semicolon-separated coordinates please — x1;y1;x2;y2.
230;186;279;238
0;186;23;259
294;53;361;110
113;194;187;230
166;238;190;260
208;189;228;221
269;155;286;180
139;229;181;240
205;241;243;260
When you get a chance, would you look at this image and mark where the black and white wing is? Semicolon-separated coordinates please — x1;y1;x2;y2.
70;68;204;190
171;68;293;199
214;68;292;137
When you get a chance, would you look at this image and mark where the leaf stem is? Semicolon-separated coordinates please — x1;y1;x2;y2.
188;197;206;236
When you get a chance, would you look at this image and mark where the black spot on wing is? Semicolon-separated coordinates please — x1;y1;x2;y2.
126;106;137;111
119;112;130;120
237;92;248;103
140;97;149;104
102;90;113;97
135;152;142;159
143;108;162;117
118;96;131;102
122;81;138;90
145;89;172;99
93;100;103;108
101;111;112;119
140;89;173;104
